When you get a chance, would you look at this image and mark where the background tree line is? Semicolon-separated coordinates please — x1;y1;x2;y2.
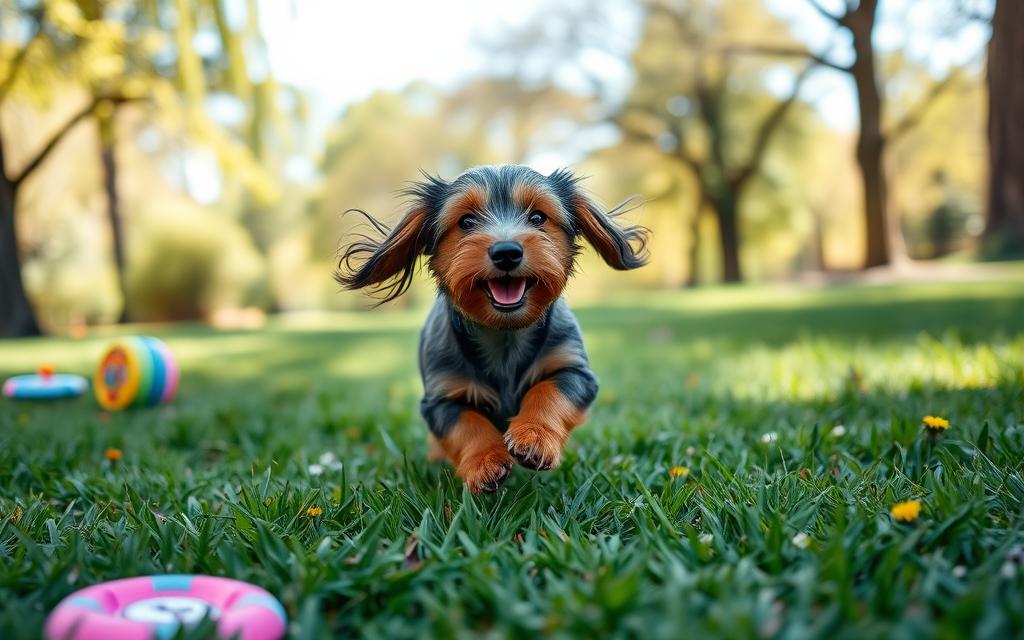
0;0;1020;337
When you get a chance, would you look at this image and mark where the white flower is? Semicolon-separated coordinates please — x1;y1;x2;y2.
791;532;811;549
686;446;696;456
317;452;342;470
1001;562;1017;579
952;565;967;579
830;425;846;438
761;432;779;444
699;533;713;545
307;464;324;476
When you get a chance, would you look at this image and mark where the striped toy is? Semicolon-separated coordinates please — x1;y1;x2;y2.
94;337;179;410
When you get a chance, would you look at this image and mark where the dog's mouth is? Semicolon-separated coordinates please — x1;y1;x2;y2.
481;276;534;311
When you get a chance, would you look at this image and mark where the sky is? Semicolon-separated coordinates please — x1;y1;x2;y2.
256;0;992;168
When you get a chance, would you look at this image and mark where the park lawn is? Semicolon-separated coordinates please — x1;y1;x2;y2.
1;278;1024;639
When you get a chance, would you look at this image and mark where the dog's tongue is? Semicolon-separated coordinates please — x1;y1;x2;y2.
487;277;527;305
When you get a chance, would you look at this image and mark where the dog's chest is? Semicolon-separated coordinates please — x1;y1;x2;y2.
471;330;540;423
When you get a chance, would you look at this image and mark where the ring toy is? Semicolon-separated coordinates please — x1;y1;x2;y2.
94;337;178;410
3;366;87;401
153;339;180;403
44;574;287;640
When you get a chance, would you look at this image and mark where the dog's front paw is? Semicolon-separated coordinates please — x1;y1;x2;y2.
458;447;514;494
504;421;566;471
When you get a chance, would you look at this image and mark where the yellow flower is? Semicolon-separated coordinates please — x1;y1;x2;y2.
105;448;123;461
669;466;690;478
922;416;950;431
303;506;323;518
891;500;922;522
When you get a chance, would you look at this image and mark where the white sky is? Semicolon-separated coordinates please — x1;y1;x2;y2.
256;0;991;165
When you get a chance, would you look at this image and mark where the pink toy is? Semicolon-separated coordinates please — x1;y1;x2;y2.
44;575;286;640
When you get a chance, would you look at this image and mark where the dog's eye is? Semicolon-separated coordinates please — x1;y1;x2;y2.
528;211;547;226
458;214;478;231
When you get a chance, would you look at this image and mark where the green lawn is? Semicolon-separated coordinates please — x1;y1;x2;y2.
2;279;1024;639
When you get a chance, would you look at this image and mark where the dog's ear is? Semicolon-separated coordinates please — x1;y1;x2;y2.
337;174;449;302
571;192;649;271
335;205;428;302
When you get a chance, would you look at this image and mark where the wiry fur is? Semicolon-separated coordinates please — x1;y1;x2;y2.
336;165;648;493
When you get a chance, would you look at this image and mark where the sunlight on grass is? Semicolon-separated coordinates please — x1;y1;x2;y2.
2;279;1024;638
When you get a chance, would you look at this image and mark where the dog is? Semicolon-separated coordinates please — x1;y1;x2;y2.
336;165;647;493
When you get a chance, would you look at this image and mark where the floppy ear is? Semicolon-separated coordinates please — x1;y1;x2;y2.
572;193;649;270
335;204;429;303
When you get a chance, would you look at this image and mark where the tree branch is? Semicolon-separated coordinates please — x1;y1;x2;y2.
732;65;814;189
667;119;707;188
615;109;707;190
11;96;143;187
0;10;44;106
886;70;963;142
723;44;851;73
805;0;845;24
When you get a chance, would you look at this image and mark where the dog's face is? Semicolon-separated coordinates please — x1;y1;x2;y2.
337;165;647;330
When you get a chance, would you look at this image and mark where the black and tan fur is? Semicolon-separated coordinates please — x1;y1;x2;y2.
337;165;647;493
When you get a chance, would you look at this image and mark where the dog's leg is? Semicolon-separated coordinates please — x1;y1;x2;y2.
426;434;446;462
435;410;514;494
506;371;596;470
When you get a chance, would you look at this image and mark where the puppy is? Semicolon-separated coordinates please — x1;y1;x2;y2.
337;165;647;493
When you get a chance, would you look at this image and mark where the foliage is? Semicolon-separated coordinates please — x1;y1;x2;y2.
125;206;267;321
2;277;1024;637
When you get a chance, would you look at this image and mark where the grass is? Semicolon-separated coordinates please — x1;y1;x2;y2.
2;278;1024;639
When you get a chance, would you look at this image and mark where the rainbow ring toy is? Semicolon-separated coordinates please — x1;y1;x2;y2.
94;337;179;410
44;575;286;640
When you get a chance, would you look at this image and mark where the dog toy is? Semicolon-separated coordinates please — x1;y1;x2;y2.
44;575;286;640
94;337;179;410
3;365;87;400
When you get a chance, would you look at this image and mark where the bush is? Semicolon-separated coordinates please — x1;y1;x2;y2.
126;207;267;321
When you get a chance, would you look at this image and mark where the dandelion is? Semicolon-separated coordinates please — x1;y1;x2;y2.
791;532;811;549
761;432;779;444
303;506;323;518
307;464;324;476
922;416;950;432
891;500;922;522
263;497;273;507
952;565;967;579
686;446;696;456
669;466;689;479
830;425;847;438
699;532;713;545
105;448;123;461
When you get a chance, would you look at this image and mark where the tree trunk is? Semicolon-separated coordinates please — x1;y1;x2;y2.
0;177;41;337
810;206;827;271
100;140;129;323
984;0;1024;255
685;209;701;288
848;1;891;269
713;190;742;283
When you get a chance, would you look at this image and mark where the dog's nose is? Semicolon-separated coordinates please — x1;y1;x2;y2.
488;241;524;271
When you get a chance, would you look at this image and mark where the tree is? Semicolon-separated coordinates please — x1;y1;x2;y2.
0;8;132;337
0;0;299;335
984;0;1024;255
736;0;971;270
619;0;817;283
